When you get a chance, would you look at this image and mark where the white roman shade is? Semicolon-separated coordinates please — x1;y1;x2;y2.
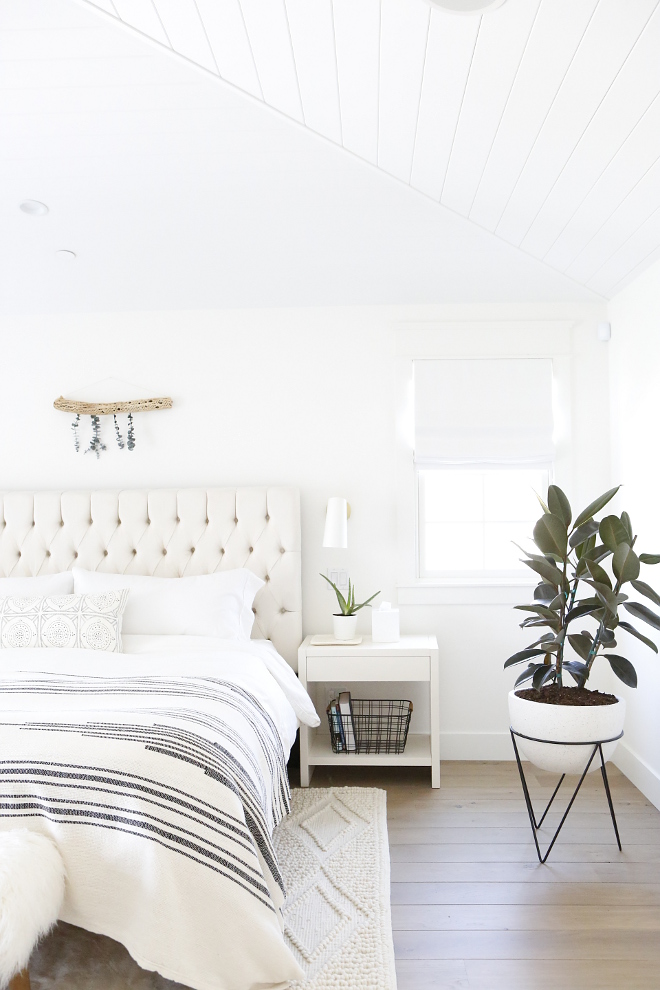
414;358;554;466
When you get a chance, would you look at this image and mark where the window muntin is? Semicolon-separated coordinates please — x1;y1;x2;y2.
418;467;550;577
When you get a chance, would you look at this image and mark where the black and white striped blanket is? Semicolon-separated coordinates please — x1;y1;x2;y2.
0;637;319;990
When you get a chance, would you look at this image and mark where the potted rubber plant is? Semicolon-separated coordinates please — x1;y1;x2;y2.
320;575;380;640
505;485;660;774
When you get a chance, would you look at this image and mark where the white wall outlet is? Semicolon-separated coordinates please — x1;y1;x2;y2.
326;686;346;706
326;568;349;590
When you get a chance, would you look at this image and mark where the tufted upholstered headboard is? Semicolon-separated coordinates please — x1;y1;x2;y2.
0;488;302;669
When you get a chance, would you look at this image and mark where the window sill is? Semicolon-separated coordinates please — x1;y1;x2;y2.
398;579;536;606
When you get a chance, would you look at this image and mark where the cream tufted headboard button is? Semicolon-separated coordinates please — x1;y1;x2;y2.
46;550;51;557
103;550;108;557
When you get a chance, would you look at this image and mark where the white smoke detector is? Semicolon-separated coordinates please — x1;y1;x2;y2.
20;200;49;216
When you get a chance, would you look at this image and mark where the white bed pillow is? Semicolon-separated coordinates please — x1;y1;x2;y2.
72;568;264;639
0;572;74;596
0;590;129;653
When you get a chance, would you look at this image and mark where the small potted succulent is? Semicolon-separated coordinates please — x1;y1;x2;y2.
320;575;380;640
505;485;660;774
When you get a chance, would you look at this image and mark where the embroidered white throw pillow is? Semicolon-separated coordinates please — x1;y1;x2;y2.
0;591;129;653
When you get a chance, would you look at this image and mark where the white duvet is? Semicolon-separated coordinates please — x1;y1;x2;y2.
0;636;320;990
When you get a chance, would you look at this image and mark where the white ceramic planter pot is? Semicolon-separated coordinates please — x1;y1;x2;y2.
508;690;625;775
333;614;358;641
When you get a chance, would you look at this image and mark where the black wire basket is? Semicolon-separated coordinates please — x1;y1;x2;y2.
327;699;413;755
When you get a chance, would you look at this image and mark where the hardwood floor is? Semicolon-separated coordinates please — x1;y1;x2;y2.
290;760;660;989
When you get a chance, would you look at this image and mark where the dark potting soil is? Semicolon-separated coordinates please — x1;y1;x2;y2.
515;684;618;707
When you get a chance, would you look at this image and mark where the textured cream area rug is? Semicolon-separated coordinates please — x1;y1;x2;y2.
29;786;396;990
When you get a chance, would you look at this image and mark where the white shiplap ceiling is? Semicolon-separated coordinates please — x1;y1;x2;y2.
75;0;660;300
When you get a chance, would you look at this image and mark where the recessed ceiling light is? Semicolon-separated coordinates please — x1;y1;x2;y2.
55;250;77;261
427;0;506;11
20;200;49;216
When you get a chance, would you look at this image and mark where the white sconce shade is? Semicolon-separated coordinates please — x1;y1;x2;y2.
323;497;348;549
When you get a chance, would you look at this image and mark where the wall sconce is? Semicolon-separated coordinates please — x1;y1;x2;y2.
323;497;351;549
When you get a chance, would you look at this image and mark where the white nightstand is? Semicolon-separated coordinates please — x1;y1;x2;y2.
298;634;440;788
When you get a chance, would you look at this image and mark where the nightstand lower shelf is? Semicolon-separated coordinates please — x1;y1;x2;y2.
308;732;432;767
298;634;440;787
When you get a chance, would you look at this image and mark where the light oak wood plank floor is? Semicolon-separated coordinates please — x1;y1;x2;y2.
290;760;660;990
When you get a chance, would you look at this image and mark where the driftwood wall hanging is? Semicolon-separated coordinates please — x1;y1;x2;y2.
54;380;173;459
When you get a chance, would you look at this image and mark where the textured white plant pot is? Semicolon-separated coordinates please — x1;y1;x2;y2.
508;690;625;775
333;614;358;640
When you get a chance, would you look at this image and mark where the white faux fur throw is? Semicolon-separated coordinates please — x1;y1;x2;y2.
0;830;65;987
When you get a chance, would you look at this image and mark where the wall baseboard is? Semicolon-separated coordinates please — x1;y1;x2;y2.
440;731;513;761
612;742;660;812
439;735;660;812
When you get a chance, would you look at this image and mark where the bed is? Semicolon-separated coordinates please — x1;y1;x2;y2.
0;488;319;990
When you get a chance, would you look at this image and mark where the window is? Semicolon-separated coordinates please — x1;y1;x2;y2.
419;467;549;576
414;358;554;579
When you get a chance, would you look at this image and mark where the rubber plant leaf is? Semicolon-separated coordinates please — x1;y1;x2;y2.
618;620;658;653
504;648;548;669
567;632;592;661
585;580;619;614
620;511;634;544
514;604;561;620
533;513;568;558
534;583;557;602
585;557;612;589
630;579;660;608
565;598;600;624
534;491;550;514
532;664;555;690
612;543;641;585
604;654;638;688
522;556;567;591
562;660;589;683
599;515;631;553
572;486;620;530
515;663;547;687
622;601;660;631
639;553;660;565
569;519;599;550
547;485;572;527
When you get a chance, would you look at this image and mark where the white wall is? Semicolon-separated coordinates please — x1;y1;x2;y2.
608;260;660;807
0;301;608;758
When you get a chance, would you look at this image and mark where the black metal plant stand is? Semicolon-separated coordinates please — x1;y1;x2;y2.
510;728;624;864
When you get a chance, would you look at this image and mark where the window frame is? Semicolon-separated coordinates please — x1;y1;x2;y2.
394;321;574;603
